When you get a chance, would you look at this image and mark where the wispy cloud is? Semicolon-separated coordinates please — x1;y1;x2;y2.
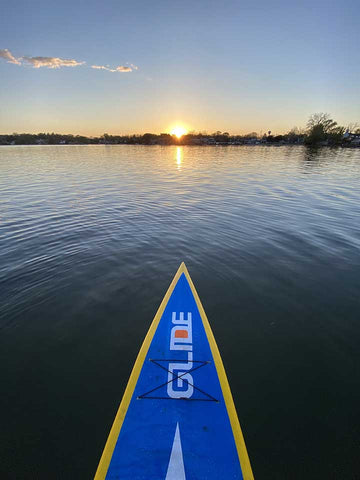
21;56;85;69
91;65;111;71
0;48;21;65
1;48;139;74
116;65;132;72
91;64;136;73
0;48;84;69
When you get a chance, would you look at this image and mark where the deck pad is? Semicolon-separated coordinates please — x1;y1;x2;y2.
95;263;253;480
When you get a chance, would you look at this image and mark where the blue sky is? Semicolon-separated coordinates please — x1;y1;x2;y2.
1;0;359;135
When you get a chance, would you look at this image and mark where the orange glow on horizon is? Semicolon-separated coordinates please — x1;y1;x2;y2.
170;125;188;138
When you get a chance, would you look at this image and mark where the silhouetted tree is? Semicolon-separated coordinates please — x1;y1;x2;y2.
307;113;337;133
305;113;342;145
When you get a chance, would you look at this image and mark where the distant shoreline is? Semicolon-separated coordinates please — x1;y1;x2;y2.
1;142;359;149
1;131;359;148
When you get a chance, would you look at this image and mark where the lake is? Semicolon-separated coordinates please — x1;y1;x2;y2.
0;145;359;479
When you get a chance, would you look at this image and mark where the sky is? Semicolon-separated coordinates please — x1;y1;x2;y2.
0;0;359;135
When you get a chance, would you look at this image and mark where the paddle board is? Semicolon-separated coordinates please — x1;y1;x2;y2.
95;262;254;479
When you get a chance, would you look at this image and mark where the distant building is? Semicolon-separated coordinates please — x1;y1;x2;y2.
344;130;360;146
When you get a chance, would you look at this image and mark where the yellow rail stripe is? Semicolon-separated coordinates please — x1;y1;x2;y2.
94;263;184;480
182;263;254;480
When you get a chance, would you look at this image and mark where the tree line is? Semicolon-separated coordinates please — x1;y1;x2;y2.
1;114;359;146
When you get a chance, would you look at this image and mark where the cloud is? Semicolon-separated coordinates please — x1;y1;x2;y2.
91;64;135;73
116;65;132;72
21;56;85;69
1;48;138;74
91;65;110;70
0;48;21;65
91;65;117;72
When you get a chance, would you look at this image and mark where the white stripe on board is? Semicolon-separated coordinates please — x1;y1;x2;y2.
165;423;186;480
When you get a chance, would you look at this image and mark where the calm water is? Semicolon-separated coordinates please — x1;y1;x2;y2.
1;145;360;479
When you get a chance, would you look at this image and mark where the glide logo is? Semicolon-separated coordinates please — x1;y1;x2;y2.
167;312;193;399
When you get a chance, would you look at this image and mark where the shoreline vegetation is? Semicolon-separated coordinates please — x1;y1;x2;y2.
1;114;360;148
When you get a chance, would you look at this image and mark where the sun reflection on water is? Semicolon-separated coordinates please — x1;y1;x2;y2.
176;146;182;169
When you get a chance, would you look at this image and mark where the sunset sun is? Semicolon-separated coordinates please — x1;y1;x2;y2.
170;125;188;138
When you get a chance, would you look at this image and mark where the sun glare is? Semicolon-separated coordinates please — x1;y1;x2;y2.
170;126;188;138
176;146;182;166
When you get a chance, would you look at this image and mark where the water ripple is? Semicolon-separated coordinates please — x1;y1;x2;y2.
1;145;360;479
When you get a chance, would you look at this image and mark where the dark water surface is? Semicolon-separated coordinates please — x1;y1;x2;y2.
1;145;359;479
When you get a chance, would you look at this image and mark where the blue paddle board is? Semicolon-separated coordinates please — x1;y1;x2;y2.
95;262;254;479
